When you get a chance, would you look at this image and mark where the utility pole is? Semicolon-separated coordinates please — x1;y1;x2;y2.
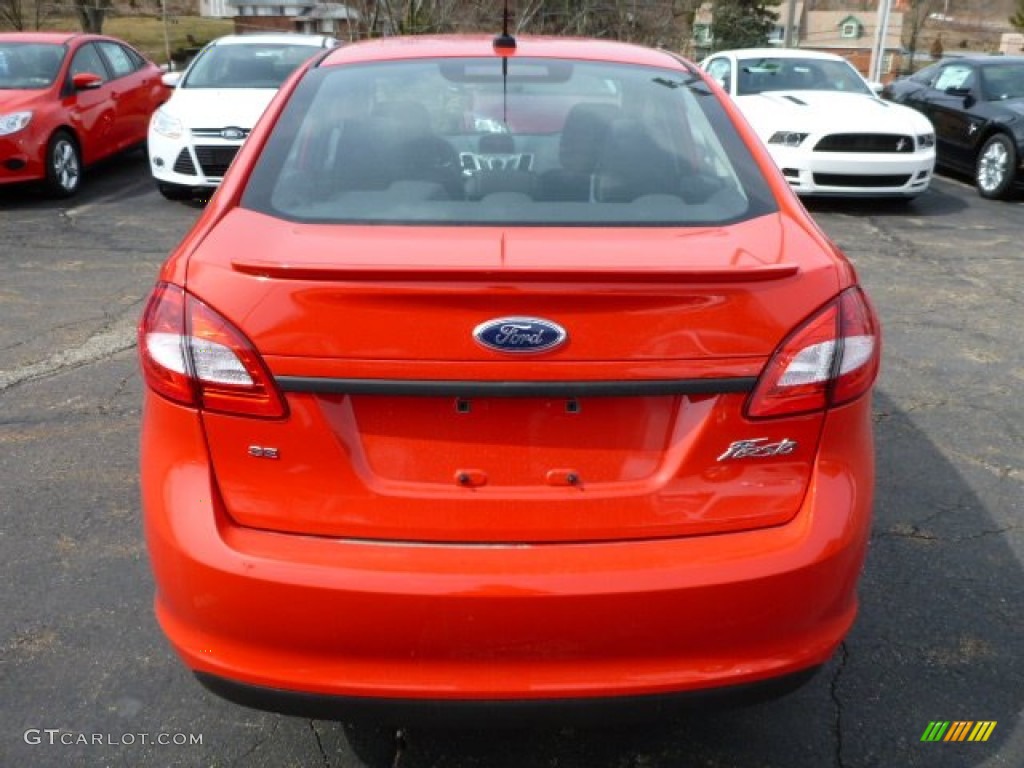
783;0;798;48
160;0;172;70
869;0;893;84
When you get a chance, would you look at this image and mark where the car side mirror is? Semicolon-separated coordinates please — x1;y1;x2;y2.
71;72;103;91
945;86;975;107
162;71;182;88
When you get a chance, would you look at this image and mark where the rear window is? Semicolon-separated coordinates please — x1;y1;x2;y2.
242;57;777;226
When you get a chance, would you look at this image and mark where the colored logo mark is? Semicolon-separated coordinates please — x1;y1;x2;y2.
921;721;997;742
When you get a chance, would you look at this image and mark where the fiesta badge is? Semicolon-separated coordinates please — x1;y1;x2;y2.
473;317;567;354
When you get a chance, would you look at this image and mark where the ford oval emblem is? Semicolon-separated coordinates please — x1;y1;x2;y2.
220;127;245;141
473;317;567;354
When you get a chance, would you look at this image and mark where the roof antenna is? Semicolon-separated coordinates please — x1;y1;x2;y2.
493;0;516;54
493;0;515;129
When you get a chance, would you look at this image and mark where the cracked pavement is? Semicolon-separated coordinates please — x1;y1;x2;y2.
1;159;1021;767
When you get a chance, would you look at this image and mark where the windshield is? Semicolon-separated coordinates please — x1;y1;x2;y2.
242;57;776;226
736;57;872;96
183;43;321;89
0;43;65;90
980;62;1024;101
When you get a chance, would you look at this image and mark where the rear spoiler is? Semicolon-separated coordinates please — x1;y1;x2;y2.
231;260;799;283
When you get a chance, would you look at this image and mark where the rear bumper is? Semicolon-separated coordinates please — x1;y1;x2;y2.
141;393;874;705
195;665;822;726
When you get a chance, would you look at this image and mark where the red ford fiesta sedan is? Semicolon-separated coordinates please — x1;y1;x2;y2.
138;34;880;724
0;31;165;196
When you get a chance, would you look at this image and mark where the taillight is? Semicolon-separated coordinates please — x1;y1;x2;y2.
746;287;880;419
138;282;288;419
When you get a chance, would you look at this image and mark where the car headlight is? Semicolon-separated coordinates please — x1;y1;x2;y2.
151;108;184;140
916;132;935;150
768;131;809;148
0;111;32;137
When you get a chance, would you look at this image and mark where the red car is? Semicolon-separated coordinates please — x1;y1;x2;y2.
0;31;165;196
138;34;880;729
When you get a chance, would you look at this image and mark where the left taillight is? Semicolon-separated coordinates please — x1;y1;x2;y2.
138;282;288;419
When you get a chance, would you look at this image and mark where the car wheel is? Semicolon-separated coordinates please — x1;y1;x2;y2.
157;182;193;201
975;134;1017;200
45;130;81;198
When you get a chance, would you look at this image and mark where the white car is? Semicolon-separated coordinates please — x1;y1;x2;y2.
701;48;936;199
148;33;336;200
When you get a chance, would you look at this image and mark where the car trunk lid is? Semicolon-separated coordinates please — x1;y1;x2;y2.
188;208;840;543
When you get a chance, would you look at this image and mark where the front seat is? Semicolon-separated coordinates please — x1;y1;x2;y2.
539;102;621;201
372;100;462;198
593;119;680;203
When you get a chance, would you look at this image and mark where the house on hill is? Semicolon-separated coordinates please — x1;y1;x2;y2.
198;0;233;18
218;0;361;37
803;10;905;78
1001;32;1024;55
691;4;906;80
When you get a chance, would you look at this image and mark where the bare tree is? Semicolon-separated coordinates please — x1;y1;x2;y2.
0;0;26;30
71;0;112;32
1;0;63;31
1011;0;1024;30
503;0;693;48
341;0;699;49
514;0;547;32
367;0;467;34
902;0;938;72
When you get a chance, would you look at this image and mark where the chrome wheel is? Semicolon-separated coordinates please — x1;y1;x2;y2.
45;131;81;197
975;134;1015;200
52;139;79;191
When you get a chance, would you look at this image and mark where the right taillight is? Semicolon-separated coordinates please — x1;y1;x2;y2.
138;282;288;419
746;286;880;419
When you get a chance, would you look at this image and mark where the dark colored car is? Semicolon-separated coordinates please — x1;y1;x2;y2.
882;56;1024;199
0;31;166;197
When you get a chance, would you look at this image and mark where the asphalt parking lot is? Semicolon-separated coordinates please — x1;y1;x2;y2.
1;155;1022;768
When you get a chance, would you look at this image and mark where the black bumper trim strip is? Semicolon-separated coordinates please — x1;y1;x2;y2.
195;665;820;726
